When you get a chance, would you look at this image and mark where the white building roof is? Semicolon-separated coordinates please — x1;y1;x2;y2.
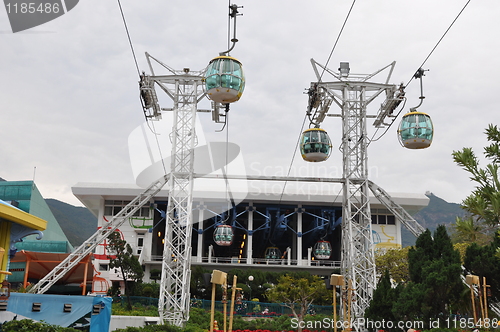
72;176;429;216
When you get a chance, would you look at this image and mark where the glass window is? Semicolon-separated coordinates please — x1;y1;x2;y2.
104;201;150;217
233;62;242;77
205;75;219;90
387;215;396;225
229;76;241;90
206;59;220;76
311;131;319;142
222;59;233;74
113;206;122;215
304;131;311;143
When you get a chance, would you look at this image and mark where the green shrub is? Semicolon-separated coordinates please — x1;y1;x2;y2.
112;301;159;316
112;324;182;332
0;319;80;332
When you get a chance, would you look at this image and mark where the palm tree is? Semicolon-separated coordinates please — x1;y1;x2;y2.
452;216;489;245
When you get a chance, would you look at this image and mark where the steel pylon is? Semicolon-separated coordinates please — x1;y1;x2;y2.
308;59;404;326
141;53;206;326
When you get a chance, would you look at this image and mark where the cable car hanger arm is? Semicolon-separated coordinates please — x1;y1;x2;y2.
219;4;243;56
409;68;429;112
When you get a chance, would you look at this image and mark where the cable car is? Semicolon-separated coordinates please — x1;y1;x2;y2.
213;225;234;246
300;128;332;162
204;56;245;104
313;240;332;260
264;247;281;260
398;111;433;149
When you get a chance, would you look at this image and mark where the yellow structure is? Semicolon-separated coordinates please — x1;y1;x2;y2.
0;201;47;281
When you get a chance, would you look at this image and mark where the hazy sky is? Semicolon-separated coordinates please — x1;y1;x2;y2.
1;0;498;207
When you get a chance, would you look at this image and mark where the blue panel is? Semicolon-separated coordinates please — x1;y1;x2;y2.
7;293;111;331
90;297;113;332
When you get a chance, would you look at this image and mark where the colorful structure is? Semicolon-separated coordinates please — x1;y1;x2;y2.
0;181;82;290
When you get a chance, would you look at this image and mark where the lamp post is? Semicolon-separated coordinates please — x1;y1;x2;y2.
248;275;253;301
466;274;479;324
330;274;345;332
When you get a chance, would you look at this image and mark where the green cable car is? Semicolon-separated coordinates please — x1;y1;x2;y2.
205;56;245;104
398;111;433;149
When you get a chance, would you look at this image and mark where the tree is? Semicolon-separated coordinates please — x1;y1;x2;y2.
375;247;410;284
107;231;144;310
395;226;463;321
266;274;329;332
365;270;399;324
392;281;427;322
452;124;500;226
451;215;490;245
464;230;500;301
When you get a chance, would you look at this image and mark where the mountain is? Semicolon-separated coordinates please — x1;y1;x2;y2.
45;199;97;247
401;192;466;246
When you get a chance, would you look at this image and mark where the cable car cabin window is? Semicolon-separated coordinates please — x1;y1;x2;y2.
399;113;416;141
399;113;433;141
206;58;220;76
205;75;220;91
418;114;433;140
232;62;243;77
221;74;242;90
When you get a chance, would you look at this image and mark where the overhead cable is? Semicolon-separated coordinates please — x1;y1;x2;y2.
117;0;141;77
319;0;357;82
406;0;471;87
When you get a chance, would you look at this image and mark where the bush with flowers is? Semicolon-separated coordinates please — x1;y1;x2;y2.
111;309;340;332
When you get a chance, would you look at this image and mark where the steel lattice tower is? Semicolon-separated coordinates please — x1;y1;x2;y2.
140;53;206;325
308;59;402;325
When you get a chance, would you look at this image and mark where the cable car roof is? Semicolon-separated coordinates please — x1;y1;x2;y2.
208;55;242;64
303;127;328;133
402;111;430;116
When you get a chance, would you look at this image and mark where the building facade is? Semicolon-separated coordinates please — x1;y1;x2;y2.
72;178;428;292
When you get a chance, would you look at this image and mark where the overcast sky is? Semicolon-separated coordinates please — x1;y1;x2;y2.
1;0;498;207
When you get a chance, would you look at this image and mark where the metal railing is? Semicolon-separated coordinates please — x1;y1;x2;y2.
147;255;341;268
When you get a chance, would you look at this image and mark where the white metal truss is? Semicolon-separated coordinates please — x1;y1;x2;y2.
308;59;404;326
367;181;426;237
28;175;168;294
141;53;205;326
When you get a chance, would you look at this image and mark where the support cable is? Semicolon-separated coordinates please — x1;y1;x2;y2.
277;113;308;206
405;0;471;87
308;0;356;128
151;120;168;175
318;0;357;83
367;0;471;143
117;0;140;77
278;0;357;216
116;1;167;174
